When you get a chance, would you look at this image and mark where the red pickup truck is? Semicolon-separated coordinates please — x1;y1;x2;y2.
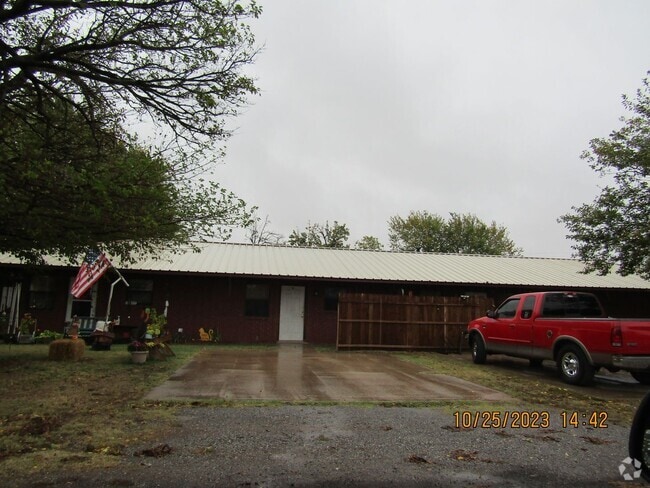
466;291;650;386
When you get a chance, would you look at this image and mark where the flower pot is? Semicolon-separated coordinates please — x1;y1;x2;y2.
148;346;169;361
130;351;149;364
17;334;34;344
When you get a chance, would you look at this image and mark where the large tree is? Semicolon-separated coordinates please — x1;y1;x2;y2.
560;74;650;279
355;235;383;251
0;97;252;263
288;221;350;249
388;211;445;252
0;0;260;149
443;213;522;256
0;1;260;262
246;214;283;245
389;211;522;256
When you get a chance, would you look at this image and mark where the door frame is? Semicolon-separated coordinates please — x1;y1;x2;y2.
278;285;305;342
65;278;98;321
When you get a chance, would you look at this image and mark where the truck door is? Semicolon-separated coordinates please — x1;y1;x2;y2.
513;295;536;357
485;297;520;355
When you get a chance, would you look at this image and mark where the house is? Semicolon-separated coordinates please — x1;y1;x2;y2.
1;243;649;345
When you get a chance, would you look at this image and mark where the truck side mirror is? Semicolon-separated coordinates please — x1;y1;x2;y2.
486;310;497;319
629;391;650;481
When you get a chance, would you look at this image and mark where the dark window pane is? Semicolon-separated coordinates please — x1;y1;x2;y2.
324;288;343;311
126;279;153;306
29;276;54;310
497;298;520;318
245;284;269;317
71;301;92;317
520;296;536;319
542;293;603;318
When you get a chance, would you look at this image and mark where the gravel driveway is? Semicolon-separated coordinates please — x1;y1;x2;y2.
27;405;633;487
15;348;643;487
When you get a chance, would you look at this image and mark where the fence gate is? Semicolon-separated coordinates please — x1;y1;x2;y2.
336;293;492;351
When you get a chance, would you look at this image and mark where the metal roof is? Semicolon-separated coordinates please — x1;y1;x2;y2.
3;243;648;290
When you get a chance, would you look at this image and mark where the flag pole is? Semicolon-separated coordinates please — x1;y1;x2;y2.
105;266;129;322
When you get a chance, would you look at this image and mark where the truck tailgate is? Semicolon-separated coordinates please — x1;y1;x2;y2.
620;319;650;354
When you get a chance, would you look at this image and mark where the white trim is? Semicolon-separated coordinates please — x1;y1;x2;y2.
66;278;97;320
279;286;305;342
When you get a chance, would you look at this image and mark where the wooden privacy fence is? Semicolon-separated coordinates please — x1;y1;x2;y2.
336;293;493;351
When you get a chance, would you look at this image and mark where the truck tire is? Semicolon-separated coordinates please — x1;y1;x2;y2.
557;344;595;386
471;335;487;364
631;372;650;385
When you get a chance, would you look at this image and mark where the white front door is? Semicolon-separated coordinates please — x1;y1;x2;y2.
279;286;305;341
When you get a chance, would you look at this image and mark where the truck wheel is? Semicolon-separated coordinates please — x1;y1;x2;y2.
557;344;595;386
471;335;487;364
631;372;650;385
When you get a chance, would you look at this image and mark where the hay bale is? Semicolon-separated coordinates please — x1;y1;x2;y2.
48;339;85;361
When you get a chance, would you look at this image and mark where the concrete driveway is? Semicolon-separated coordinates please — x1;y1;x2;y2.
145;344;509;402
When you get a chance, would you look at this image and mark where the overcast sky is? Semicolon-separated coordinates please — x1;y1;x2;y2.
216;0;650;258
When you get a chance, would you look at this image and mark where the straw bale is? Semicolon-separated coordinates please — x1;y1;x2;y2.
48;339;85;361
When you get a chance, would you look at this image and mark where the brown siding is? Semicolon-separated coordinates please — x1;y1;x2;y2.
2;264;649;346
304;284;337;344
111;274;281;343
0;269;71;334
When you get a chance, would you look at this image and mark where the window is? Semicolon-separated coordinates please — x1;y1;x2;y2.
70;297;92;317
245;284;269;317
520;296;536;319
29;276;55;310
496;298;520;318
541;293;603;318
67;277;95;319
126;279;153;306
324;288;344;311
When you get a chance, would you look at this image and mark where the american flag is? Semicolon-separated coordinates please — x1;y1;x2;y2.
70;251;112;298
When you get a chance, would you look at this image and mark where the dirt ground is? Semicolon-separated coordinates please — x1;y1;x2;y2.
8;346;649;487
21;405;637;487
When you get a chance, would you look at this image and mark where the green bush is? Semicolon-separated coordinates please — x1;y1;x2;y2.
34;330;64;343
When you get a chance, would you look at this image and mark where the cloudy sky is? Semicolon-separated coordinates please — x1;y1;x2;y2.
216;0;650;258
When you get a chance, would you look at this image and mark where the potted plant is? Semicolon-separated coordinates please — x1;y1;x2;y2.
145;341;165;361
145;308;167;339
34;329;63;344
18;313;36;343
127;340;149;363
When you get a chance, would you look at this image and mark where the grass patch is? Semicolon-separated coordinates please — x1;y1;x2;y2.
198;342;279;350
396;351;640;426
0;342;201;479
0;343;640;482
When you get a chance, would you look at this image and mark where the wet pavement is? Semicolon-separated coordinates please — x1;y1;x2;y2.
145;345;510;402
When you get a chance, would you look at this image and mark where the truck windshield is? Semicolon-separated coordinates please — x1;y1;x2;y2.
541;293;603;318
